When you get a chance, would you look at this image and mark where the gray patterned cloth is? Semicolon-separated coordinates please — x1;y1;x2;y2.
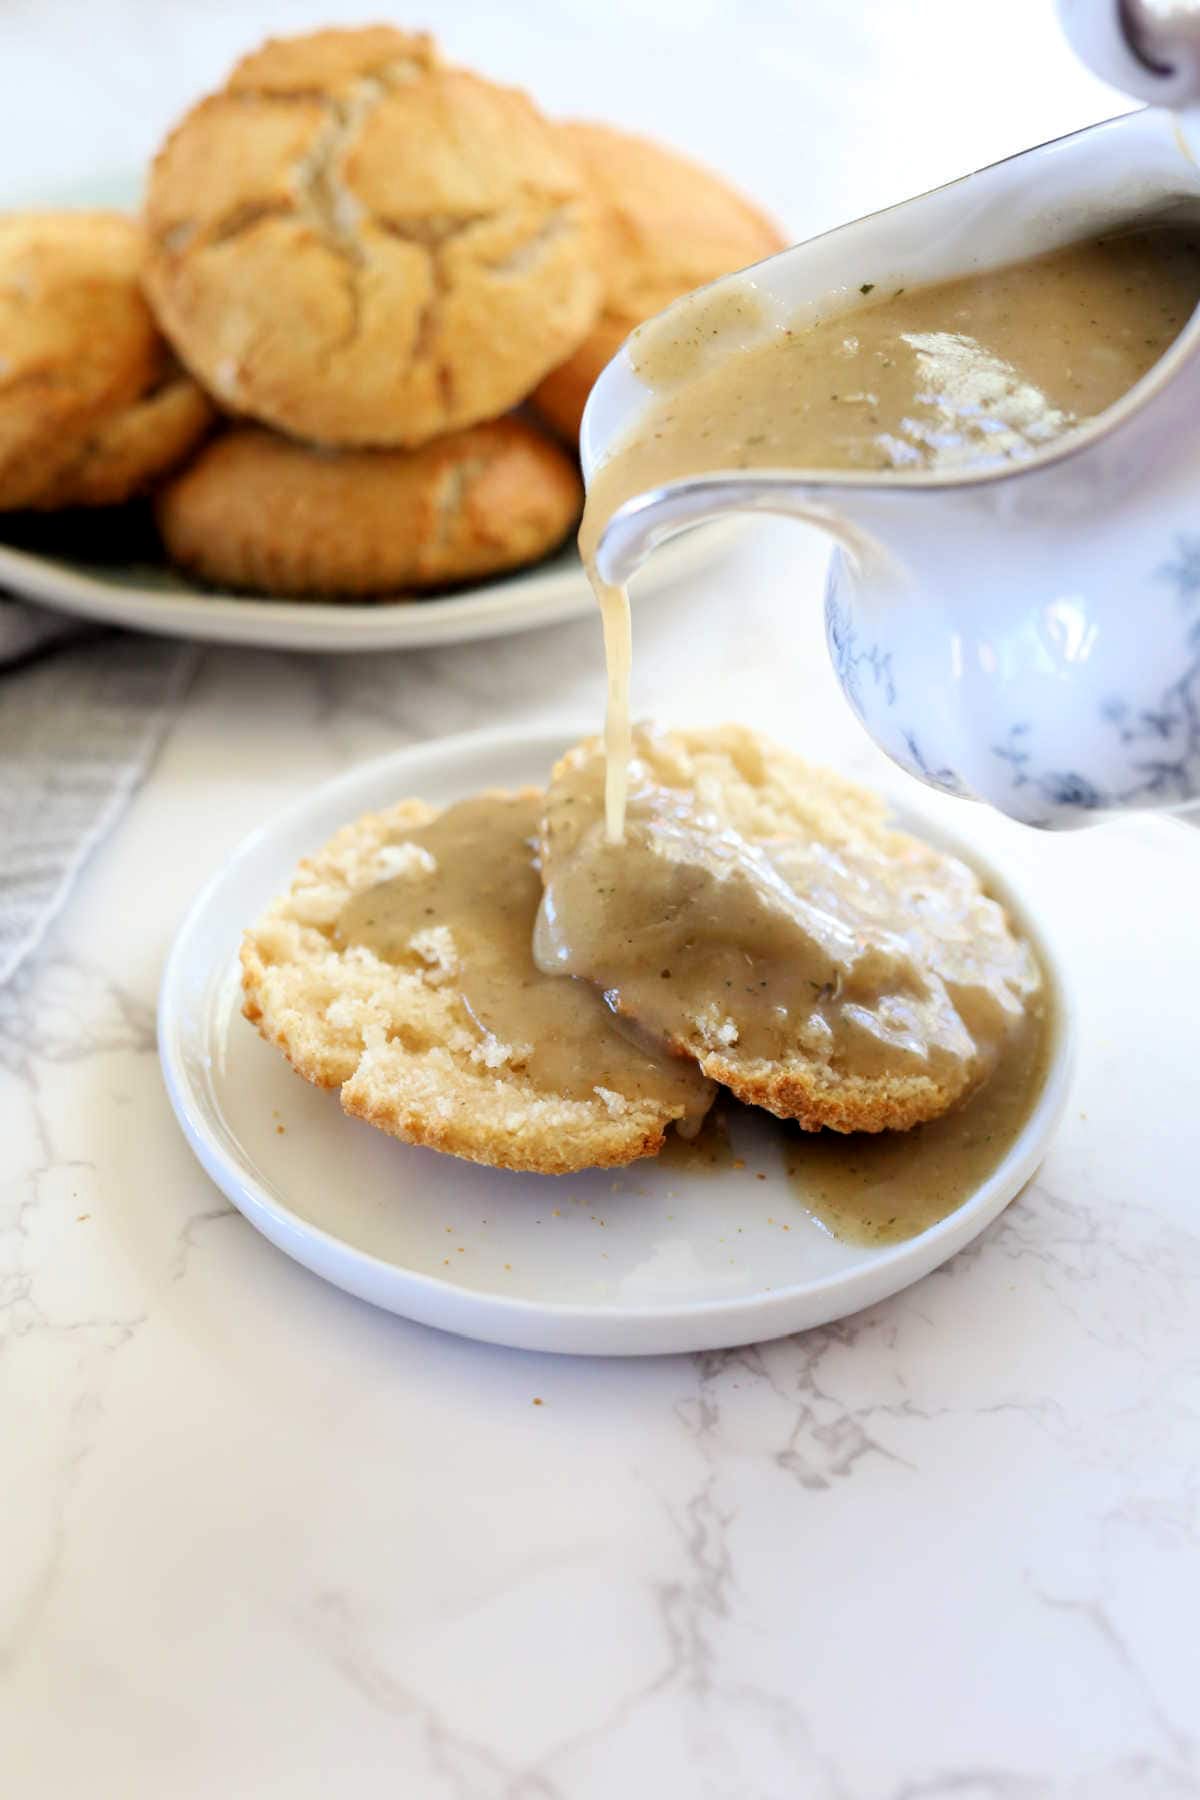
0;596;196;984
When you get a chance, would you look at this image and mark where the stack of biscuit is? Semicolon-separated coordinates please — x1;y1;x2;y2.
0;25;784;601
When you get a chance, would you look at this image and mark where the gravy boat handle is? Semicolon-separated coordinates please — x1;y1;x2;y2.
1059;0;1200;117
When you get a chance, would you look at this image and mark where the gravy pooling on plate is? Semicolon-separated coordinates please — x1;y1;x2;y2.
580;225;1200;838
661;986;1052;1247
786;997;1051;1245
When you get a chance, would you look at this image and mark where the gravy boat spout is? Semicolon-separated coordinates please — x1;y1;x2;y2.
581;107;1200;829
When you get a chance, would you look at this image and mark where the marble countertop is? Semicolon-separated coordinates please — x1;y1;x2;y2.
4;3;1200;1794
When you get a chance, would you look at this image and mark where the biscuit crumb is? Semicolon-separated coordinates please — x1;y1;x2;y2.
469;1033;516;1070
324;995;360;1030
409;925;459;979
375;842;437;880
695;1003;739;1049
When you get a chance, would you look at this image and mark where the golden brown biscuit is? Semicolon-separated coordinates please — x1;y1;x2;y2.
154;417;583;596
0;212;171;509
32;370;214;510
531;123;786;442
538;726;1042;1133
240;791;709;1174
143;28;602;448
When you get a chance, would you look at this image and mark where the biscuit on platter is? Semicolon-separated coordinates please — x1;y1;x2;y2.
32;369;213;510
143;27;602;448
154;417;583;596
0;212;197;509
531;123;785;441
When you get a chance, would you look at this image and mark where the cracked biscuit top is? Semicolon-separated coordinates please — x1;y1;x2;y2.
142;28;603;448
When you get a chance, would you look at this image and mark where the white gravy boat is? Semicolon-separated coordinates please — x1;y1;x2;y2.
582;0;1200;828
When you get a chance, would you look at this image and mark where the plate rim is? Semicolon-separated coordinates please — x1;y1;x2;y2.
157;723;1076;1353
0;520;740;654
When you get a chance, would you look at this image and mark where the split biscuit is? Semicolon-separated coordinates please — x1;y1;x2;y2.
241;790;712;1174
531;123;785;442
143;27;602;448
154;417;583;596
537;725;1042;1133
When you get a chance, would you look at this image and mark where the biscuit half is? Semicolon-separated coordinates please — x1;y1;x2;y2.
155;417;582;596
537;726;1042;1133
241;792;709;1174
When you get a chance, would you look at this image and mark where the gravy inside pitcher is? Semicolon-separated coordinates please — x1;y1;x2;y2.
579;224;1200;838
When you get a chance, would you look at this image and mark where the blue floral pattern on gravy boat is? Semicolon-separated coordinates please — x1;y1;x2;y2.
826;533;1200;827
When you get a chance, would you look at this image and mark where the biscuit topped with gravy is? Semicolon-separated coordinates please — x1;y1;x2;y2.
241;788;713;1174
535;725;1042;1132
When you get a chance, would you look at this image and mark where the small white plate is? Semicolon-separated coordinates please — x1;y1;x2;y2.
0;171;737;653
158;726;1073;1356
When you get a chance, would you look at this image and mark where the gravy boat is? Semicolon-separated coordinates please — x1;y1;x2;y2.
583;54;1200;827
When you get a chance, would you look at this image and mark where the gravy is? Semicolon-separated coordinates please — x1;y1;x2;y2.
580;226;1200;837
788;996;1050;1244
535;725;1039;1103
658;996;1051;1246
331;773;1048;1242
335;792;713;1130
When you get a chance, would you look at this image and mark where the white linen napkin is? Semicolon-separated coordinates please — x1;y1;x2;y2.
0;595;196;984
